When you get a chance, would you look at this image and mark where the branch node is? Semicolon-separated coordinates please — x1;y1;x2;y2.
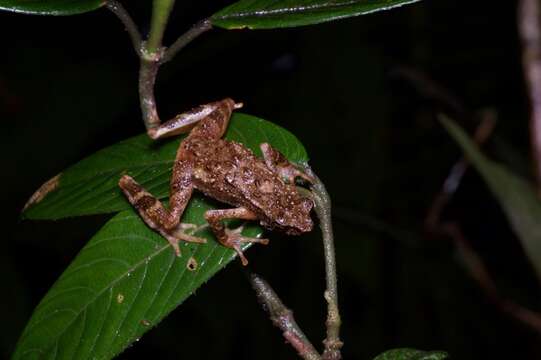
140;42;165;63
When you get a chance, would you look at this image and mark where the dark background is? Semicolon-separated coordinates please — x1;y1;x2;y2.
1;1;540;359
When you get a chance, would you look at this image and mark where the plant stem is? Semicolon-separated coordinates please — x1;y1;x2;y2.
161;19;212;64
105;0;142;54
107;0;213;131
443;223;541;335
249;273;321;360
303;167;343;360
139;58;161;130
137;0;177;130
142;2;210;130
425;110;497;233
147;0;176;55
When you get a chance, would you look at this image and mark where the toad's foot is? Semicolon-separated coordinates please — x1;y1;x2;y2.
223;226;269;266
204;207;269;266
166;223;207;256
155;224;206;257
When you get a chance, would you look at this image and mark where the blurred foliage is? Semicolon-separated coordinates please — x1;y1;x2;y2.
1;0;540;359
441;116;541;282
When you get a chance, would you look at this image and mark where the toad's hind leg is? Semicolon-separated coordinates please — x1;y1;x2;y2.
119;175;206;256
260;143;315;184
204;207;269;266
147;98;243;140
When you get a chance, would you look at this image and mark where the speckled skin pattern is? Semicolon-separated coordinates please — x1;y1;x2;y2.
119;98;313;265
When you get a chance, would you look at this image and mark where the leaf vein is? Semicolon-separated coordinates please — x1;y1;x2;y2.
109;262;148;355
84;288;113;360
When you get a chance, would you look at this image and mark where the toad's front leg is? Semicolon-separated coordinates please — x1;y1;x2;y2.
260;143;314;184
119;160;206;256
205;208;269;266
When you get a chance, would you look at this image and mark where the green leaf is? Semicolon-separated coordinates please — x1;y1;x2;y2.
0;0;104;15
211;0;421;29
23;113;309;219
13;203;262;359
441;116;541;281
15;113;307;359
373;348;449;360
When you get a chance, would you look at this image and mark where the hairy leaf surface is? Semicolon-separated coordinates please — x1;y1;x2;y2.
212;0;421;29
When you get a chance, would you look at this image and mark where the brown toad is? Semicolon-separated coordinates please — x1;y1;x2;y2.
119;98;314;265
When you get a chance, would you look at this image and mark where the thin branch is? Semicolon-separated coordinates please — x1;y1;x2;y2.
443;223;541;335
501;300;541;333
107;1;213;131
137;18;211;131
392;66;468;117
137;0;177;130
147;0;176;54
105;0;142;55
139;58;162;131
425;110;497;232
443;224;499;297
249;273;321;360
303;167;343;360
518;0;541;196
161;19;213;64
137;18;212;131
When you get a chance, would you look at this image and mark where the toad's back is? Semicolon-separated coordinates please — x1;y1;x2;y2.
179;135;312;234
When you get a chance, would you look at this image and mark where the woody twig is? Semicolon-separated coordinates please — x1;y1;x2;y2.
249;273;321;360
106;0;211;132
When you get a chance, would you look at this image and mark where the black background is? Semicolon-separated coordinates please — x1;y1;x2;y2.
1;1;540;359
